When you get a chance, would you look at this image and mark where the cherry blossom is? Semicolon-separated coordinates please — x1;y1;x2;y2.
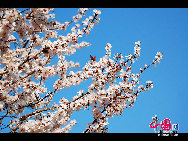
0;8;163;133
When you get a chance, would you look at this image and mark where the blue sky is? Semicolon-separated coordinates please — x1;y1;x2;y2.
2;8;188;133
52;8;188;133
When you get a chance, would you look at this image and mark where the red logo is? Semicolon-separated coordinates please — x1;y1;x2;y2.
149;118;171;131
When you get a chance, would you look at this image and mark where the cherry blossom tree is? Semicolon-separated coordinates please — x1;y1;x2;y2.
0;8;163;133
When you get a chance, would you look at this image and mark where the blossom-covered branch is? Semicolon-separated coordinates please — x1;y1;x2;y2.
0;8;163;133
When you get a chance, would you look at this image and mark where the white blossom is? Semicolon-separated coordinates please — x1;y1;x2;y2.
0;8;163;133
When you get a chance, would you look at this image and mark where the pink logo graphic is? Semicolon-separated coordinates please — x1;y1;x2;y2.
149;118;171;131
149;115;179;136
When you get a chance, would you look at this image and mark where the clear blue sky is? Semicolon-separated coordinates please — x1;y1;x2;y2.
51;8;188;133
3;8;188;133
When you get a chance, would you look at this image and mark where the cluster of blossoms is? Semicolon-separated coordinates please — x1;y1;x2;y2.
0;8;163;133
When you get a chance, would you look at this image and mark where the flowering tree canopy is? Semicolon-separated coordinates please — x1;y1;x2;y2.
0;8;163;133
